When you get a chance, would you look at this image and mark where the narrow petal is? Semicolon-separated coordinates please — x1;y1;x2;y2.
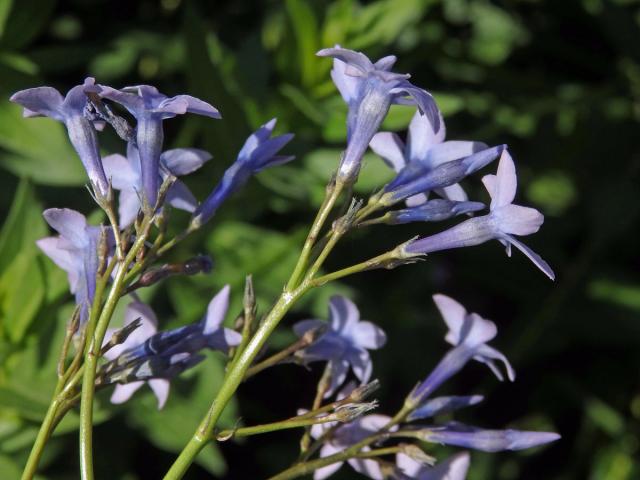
432;295;467;338
207;328;242;352
97;85;145;116
407;110;446;163
102;153;138;190
316;47;374;73
502;235;555;280
374;55;397;71
36;237;80;289
325;359;350;398
425;141;488;169
110;381;144;404
328;296;360;333
202;285;230;334
370;132;406;172
10;87;64;120
148;379;170;409
118;188;142;228
493;204;544;236
348;348;372;383
314;444;344;480
42;208;88;248
419;452;471;480
166;180;198;213
351;321;387;350
167;95;221;118
490;150;517;209
160;148;212;175
347;458;383;480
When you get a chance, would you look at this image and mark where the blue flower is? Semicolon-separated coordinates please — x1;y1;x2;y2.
318;46;440;183
405;150;555;280
409;294;514;405
102;286;241;409
371;110;489;206
96;84;221;206
192;118;294;227
102;144;212;226
396;451;470;480
383;199;485;225
419;422;561;453
10;79;110;196
294;296;386;398
36;209;110;324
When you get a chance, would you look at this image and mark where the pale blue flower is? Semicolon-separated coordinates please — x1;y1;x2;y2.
406;150;555;280
371;110;488;206
318;46;440;183
294;296;386;397
396;451;470;480
96;84;220;206
102;143;211;226
102;286;241;408
36;208;109;324
192;118;294;227
409;294;514;405
10;78;110;196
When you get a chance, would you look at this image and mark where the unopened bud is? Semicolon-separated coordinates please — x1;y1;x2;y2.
398;443;436;466
347;379;380;402
333;400;378;422
100;318;143;356
301;325;327;346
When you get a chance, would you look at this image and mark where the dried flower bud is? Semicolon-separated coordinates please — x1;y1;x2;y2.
347;379;380;402
333;400;378;422
398;443;435;467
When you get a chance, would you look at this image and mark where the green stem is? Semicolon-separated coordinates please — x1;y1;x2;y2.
163;284;309;480
216;414;338;440
310;250;398;287
21;398;61;480
286;181;342;291
244;332;314;379
78;222;151;480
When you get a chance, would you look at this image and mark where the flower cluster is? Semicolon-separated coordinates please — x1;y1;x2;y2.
11;44;560;480
296;295;559;479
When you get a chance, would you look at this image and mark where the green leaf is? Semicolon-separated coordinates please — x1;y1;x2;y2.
0;0;13;38
0;103;86;186
0;0;55;50
285;0;320;87
0;178;46;273
0;251;45;342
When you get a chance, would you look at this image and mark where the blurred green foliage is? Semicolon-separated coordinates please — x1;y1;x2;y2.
0;0;639;478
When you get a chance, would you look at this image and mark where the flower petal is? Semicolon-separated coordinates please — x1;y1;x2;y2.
42;208;88;248
490;149;517;208
347;458;383;480
118;188;142;228
160;148;212;175
203;285;230;334
407;110;446;163
325;359;350;398
370;132;406;172
110;381;144;404
317;47;374;74
351;321;387;350
493;204;544;236
102;153;138;190
148;378;170;409
293;319;327;338
432;294;467;341
10;87;64;120
502;235;555;280
328;296;360;333
314;444;344;480
166;180;198;213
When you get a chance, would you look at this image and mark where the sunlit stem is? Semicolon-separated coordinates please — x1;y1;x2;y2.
216;413;340;440
286;178;343;291
78;215;153;480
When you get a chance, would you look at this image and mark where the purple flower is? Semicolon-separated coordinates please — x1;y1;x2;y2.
192;118;294;227
405;150;555;280
318;46;440;183
96;84;220;206
36;208;110;324
419;422;560;453
102;286;241;408
102;143;211;226
409;295;514;404
396;451;470;480
294;296;386;398
370;110;488;206
310;414;392;480
103;301;169;408
10;78;109;196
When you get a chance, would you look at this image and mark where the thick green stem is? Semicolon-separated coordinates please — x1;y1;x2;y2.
286;181;343;291
21;398;61;480
78;224;150;480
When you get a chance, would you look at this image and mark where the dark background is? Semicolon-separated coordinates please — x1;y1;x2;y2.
0;0;639;478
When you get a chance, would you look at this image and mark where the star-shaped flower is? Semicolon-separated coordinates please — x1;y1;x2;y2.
294;296;386;397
